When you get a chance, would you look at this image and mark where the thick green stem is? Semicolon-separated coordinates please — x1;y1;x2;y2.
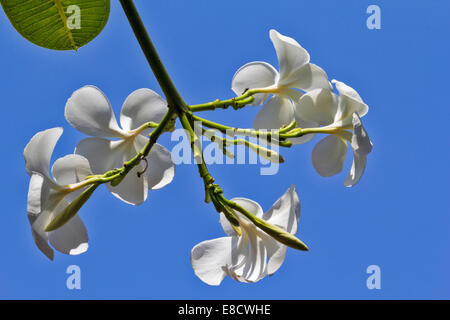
217;193;309;251
189;88;270;112
119;0;187;113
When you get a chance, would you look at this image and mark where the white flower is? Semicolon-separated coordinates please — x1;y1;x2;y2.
191;185;300;285
24;127;93;260
65;86;175;205
232;29;331;131
295;80;373;186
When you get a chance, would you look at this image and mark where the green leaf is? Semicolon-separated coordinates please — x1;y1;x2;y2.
0;0;110;50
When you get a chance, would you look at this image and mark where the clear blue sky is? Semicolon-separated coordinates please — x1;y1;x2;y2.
0;0;449;299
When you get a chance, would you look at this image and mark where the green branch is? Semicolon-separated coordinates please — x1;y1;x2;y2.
119;0;188;113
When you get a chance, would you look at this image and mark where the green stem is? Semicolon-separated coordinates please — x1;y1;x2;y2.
189;88;269;112
194;113;347;141
217;193;309;251
119;0;187;112
192;114;293;147
203;129;285;163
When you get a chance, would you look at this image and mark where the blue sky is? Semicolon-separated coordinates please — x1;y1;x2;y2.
0;0;449;299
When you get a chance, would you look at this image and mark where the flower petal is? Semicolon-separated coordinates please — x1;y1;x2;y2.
332;80;369;126
343;114;372;187
257;230;287;275
106;142;148;205
312;135;348;177
27;173;45;215
279;63;331;92
295;88;338;126
65;86;124;138
351;113;373;156
270;29;310;82
75;137;126;174
191;237;233;286
134;135;175;190
230;198;264;219
220;198;263;236
76;136;149;205
48;211;89;256
27;175;54;260
29;191;66;259
120;88;167;132
28;225;54;260
344;151;367;187
264;185;300;235
51;154;92;186
227;231;267;283
279;88;316;144
219;213;237;237
24;127;62;181
232;61;278;105
253;96;294;130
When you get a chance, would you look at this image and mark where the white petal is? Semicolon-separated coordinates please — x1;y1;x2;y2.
266;245;287;276
333;79;363;103
219;213;237;237
27;176;54;260
30;191;66;258
76;137;147;204
279;63;331;92
332;80;369;126
253;96;294;130
351;113;373;156
230;198;264;219
65;86;124;138
27;173;45;215
75;137;126;174
295;88;338;126
191;237;233;286
229;231;267;283
134;135;175;190
279;88;317;144
29;226;54;260
232;61;278;105
344;151;367;187
257;230;287;275
24;127;62;181
51;154;92;186
120;88;167;132
264;185;300;235
49;212;89;256
106;143;148;205
270;29;310;82
220;198;263;236
312;135;348;177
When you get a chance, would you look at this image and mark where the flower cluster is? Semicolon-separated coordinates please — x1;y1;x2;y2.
25;87;175;259
191;185;300;285
232;29;373;186
23;29;372;286
65;86;175;205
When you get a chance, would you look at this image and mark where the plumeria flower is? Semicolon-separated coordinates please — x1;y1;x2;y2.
294;80;373;186
232;29;331;132
191;185;300;285
25;127;93;260
65;86;175;205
